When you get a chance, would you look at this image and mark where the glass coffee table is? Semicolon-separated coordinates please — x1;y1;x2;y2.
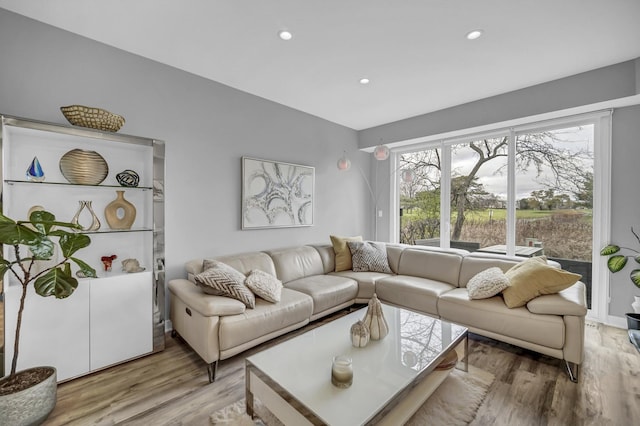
246;303;468;425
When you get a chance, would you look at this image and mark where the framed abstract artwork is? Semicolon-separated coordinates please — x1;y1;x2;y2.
242;157;314;229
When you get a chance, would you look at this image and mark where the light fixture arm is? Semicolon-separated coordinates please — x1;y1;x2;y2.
338;147;414;241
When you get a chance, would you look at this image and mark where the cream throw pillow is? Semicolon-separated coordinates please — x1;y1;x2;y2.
195;260;255;308
330;235;363;272
466;267;510;299
502;257;581;308
245;269;283;303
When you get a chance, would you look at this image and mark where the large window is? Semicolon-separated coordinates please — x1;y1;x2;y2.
396;113;608;315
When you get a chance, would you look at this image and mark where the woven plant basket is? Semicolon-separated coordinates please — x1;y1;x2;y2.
60;105;125;132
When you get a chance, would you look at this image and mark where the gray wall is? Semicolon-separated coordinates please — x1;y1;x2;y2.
610;104;640;316
0;9;371;287
361;59;640;319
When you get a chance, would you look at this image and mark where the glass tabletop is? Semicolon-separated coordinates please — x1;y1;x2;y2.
246;304;467;425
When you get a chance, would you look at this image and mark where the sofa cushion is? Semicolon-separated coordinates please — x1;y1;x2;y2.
267;246;325;283
348;241;392;273
245;269;283;303
330;235;362;272
396;248;464;286
187;252;276;282
502;257;582;308
331;270;393;300
194;261;255;308
466;267;510;299
285;274;358;315
458;253;522;287
375;275;455;316
438;288;565;349
218;288;313;352
312;244;336;274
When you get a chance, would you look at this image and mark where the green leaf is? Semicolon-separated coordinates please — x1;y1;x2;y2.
33;263;78;299
70;257;97;278
600;245;620;256
635;255;640;265
631;269;640;289
0;213;42;246
27;210;56;234
26;237;54;260
52;231;91;258
0;258;11;277
607;255;627;273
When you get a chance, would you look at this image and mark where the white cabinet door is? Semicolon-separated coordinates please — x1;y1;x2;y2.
89;272;153;370
3;283;91;381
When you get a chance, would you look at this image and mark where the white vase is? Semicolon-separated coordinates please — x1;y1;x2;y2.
632;296;640;314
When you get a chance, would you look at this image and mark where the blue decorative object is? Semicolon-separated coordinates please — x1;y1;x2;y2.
26;156;45;182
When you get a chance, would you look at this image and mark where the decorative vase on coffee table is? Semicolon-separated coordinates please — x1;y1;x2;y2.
104;191;136;230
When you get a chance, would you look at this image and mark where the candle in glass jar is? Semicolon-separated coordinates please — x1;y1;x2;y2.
331;355;353;388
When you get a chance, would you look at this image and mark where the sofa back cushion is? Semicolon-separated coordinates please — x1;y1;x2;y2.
458;253;522;287
312;244;336;274
185;252;276;282
266;246;324;283
396;248;464;286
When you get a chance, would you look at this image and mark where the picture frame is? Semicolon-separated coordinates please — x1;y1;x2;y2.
242;157;314;229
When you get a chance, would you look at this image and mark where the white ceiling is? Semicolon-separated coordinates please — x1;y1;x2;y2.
1;0;639;130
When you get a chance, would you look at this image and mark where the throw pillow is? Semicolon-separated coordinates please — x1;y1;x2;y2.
194;260;255;308
330;235;363;272
502;257;581;308
466;267;510;299
347;241;392;273
245;269;283;303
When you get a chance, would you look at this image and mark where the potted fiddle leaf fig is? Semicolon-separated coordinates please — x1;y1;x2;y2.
0;209;96;425
600;226;640;289
601;226;640;335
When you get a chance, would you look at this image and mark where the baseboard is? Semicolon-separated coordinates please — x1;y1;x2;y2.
604;315;627;329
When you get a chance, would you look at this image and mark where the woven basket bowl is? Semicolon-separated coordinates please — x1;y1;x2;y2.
59;149;109;185
60;105;125;132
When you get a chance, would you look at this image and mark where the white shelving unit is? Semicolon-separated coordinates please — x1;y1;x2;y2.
0;115;165;382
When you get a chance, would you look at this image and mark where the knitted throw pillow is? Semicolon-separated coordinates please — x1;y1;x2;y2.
195;260;255;308
347;241;392;273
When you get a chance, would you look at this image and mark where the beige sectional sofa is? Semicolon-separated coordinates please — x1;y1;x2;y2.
168;243;587;383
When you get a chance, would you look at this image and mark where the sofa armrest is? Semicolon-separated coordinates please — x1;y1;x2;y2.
168;278;246;317
526;281;588;316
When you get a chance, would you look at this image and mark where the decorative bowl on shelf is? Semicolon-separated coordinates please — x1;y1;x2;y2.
60;105;125;132
59;148;109;185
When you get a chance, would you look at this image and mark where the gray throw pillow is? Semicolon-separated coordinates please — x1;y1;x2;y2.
347;241;392;273
466;267;510;300
194;260;255;308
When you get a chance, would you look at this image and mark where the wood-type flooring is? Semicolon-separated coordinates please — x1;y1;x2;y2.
44;311;640;425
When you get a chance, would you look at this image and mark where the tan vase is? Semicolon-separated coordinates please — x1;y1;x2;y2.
104;191;136;230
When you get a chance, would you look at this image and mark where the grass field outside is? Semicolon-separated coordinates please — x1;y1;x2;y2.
401;208;593;261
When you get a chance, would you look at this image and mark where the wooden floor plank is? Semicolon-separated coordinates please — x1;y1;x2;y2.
42;314;640;425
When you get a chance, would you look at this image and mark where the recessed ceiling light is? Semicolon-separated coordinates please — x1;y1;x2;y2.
278;30;293;41
359;78;370;85
466;29;483;40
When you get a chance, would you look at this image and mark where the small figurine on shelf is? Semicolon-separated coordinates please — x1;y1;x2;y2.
26;156;45;182
101;254;117;272
122;258;145;273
